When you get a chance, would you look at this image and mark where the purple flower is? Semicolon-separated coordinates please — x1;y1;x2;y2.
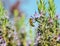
56;14;60;20
56;15;58;19
58;34;60;37
57;34;60;41
2;39;5;43
48;18;53;23
57;37;60;41
34;11;39;18
0;36;2;39
40;10;45;16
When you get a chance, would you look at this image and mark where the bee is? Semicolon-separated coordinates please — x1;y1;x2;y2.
29;18;34;27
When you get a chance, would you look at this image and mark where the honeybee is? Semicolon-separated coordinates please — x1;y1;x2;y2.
29;18;34;27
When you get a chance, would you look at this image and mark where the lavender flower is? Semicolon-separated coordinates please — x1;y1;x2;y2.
34;11;39;18
57;34;60;41
48;18;53;23
0;36;2;39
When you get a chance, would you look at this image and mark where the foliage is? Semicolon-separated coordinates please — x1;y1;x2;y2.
13;2;26;46
0;0;26;46
29;0;60;46
0;1;16;46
